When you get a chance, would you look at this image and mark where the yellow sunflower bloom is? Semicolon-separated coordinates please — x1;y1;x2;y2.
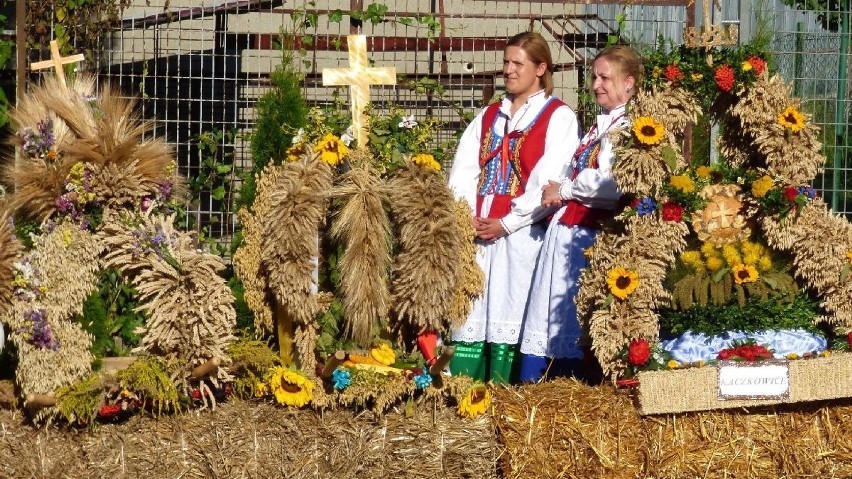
632;116;665;145
778;106;806;132
606;267;640;300
732;264;759;284
458;385;491;418
696;165;712;179
267;367;314;408
706;256;724;271
669;175;695;193
751;175;774;198
313;133;350;165
411;153;441;171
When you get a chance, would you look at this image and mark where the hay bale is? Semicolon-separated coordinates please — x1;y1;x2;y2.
494;379;852;478
0;400;502;478
492;379;647;479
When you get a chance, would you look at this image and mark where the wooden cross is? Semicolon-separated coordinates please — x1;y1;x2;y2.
322;35;397;148
30;40;86;89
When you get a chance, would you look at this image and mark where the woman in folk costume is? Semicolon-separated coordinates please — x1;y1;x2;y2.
518;45;643;383
447;31;580;383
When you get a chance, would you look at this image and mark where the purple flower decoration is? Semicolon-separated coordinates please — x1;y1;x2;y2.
636;197;657;216
157;179;173;201
797;186;817;200
20;309;58;350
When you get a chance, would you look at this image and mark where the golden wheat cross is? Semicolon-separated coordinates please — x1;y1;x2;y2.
322;35;397;148
30;40;86;89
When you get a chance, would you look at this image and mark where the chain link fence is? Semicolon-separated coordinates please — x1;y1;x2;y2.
12;0;852;244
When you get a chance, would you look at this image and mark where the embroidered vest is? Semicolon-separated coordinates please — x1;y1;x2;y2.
475;97;566;219
558;124;620;229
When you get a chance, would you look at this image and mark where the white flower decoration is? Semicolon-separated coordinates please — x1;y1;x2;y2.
292;128;305;145
398;115;418;129
340;125;356;147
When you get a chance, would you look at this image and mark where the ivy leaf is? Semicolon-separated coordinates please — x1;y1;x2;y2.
212;185;226;201
661;145;678;172
712;267;730;283
216;164;232;174
603;294;613;309
329;10;344;22
398;17;414;27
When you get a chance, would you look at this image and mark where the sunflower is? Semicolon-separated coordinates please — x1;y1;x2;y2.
778;106;805;132
458;385;491;418
732;264;759;284
267;367;314;407
313;133;350;165
632;116;665;145
411;153;441;171
606;267;640;300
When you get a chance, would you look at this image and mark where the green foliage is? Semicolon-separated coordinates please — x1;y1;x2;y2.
246;66;308;207
225;337;281;399
12;218;40;249
55;373;102;427
227;272;255;334
660;291;822;337
642;40;772;114
0;14;13;128
74;269;146;358
116;357;182;415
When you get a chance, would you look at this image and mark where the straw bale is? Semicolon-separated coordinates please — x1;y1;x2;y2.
0;400;501;478
493;379;852;479
492;379;647;479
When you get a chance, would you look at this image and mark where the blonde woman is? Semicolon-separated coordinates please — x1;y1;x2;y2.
518;45;643;383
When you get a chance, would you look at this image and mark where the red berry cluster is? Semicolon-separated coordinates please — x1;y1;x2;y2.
747;56;767;75
664;64;685;83
714;65;736;92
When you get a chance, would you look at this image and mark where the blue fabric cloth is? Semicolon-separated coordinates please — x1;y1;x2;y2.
518;353;584;383
660;329;827;363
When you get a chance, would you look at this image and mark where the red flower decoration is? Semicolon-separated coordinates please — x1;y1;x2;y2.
98;403;122;418
661;201;684;222
847;331;852;349
714;65;735;92
718;343;773;362
747;56;767;75
664;64;685;83
627;338;651;366
784;187;799;202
